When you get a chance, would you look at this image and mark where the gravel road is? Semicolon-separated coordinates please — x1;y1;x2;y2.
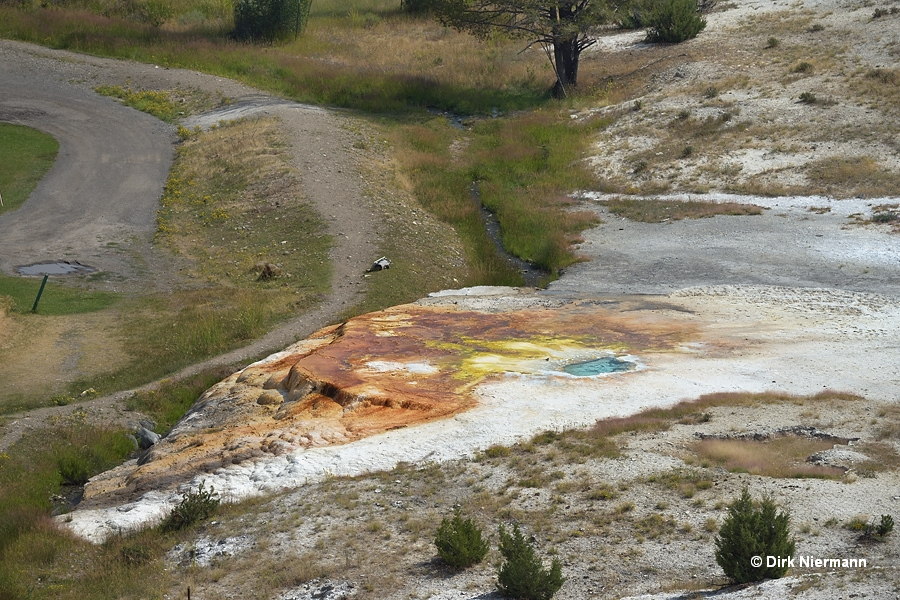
0;40;380;450
0;41;173;283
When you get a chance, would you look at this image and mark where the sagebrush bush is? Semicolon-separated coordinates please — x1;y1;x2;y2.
159;482;219;532
233;0;311;41
434;507;489;569
645;0;706;43
715;488;795;583
497;523;564;600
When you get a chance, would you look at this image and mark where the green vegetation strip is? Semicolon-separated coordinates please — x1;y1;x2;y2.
0;123;59;215
0;273;118;315
0;3;545;116
95;85;180;122
394;111;606;280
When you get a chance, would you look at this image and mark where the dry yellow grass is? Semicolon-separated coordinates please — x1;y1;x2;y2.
605;198;764;222
694;437;846;479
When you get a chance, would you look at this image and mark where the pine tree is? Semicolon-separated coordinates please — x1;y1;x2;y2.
715;488;796;583
434;507;489;569
496;523;564;600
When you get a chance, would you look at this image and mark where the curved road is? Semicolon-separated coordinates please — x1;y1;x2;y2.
0;41;381;450
0;42;173;281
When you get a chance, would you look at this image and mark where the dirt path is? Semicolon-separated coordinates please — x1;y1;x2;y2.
0;41;380;450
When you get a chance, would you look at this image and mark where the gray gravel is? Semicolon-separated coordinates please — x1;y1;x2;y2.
0;41;173;283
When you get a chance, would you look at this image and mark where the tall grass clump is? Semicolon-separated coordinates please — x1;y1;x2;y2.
54;427;136;485
0;422;175;598
0;419;134;552
605;198;762;222
806;155;896;197
695;437;846;479
95;85;180;122
645;0;707;43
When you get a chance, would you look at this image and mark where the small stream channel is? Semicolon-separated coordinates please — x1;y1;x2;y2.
470;182;549;287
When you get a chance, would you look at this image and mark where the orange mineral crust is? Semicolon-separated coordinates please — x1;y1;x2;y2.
81;297;695;508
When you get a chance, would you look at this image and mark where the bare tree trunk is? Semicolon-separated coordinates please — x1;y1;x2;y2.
551;36;579;97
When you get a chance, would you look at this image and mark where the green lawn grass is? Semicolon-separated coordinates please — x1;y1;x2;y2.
0;273;119;315
0;123;59;216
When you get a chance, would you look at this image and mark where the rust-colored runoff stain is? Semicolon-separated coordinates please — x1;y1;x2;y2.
82;300;697;508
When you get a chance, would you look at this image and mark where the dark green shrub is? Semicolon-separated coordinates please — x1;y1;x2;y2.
765;36;780;48
645;0;706;43
618;0;659;29
233;0;312;42
798;91;818;104
876;514;894;536
714;488;796;583
496;523;564;600
434;507;489;569
872;211;898;223
159;482;219;532
401;0;433;14
863;514;895;540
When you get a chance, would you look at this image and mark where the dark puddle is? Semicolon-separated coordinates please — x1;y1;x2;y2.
16;261;96;276
51;485;85;516
470;182;549;287
563;356;635;376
